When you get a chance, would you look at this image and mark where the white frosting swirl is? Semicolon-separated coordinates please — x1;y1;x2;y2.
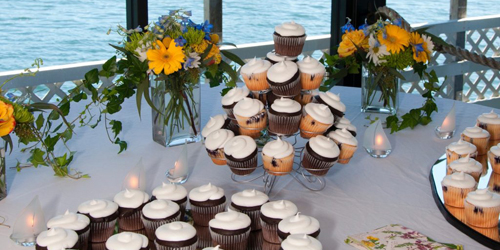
449;155;482;174
241;57;272;75
155;222;197;241
113;189;149;209
205;129;235;151
281;234;322;250
262;138;294;159
221;87;250;106
224;135;257;159
203;246;222;250
47;210;90;231
271;97;301;113
152;183;188;201
278;213;320;235
106;232;148;250
462;126;490;138
36;228;78;250
318;92;346;113
466;189;500;208
78;199;118;218
209;210;251;230
297;56;326;75
304;103;334;125
233;97;264;117
441;172;476;188
335;117;357;132
275;21;306;36
267;61;299;83
202;114;228;138
490;143;500;156
142;200;180;219
308;135;340;158
327;128;358;146
260;200;298;219
478;110;500;124
231;189;269;207
266;51;297;63
446;139;477;155
189;183;225;202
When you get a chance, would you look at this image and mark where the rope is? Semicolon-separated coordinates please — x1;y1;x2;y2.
376;6;500;70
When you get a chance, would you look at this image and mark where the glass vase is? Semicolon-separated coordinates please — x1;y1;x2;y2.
361;64;400;115
151;76;202;147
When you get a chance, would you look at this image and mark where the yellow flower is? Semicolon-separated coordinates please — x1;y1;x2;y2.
192;40;209;54
378;24;410;54
361;240;375;247
367;236;379;241
147;39;185;75
210;34;219;44
0;101;16;137
410;32;431;63
207;43;220;60
338;30;368;58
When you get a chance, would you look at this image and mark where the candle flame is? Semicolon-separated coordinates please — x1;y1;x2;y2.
375;135;384;145
27;215;35;227
129;176;139;189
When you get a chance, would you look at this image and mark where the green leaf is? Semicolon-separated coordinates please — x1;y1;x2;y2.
84;68;100;84
100;56;117;77
221;87;232;96
52;123;63;133
2;135;13;153
30;103;73;131
110;120;122;139
135;78;145;118
59;101;70;116
36;113;44;130
200;43;214;60
44;135;59;152
29;148;46;168
220;50;245;66
115;138;128;154
387;67;406;81
72;92;87;102
219;61;238;86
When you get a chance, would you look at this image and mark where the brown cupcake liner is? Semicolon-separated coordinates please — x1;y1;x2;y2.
268;112;301;136
469;224;500;241
260;218;281;244
190;202;227;226
268;76;302;97
488;151;500;174
302;147;337;176
226;152;258;176
262;240;281;250
442;185;476;208
461;134;490;155
228;204;262;231
300;72;324;90
154;241;198;250
242;72;270;91
446;149;478;165
89;242;107;250
445;204;466;223
193;224;212;249
248;230;264;250
464;200;500;228
118;207;146;232
488;172;500;194
300;114;332;136
142;213;181;241
446;166;481;183
273;33;307;57
262;153;294;176
209;227;251;250
78;228;90;250
89;219;117;243
235;109;267;129
238;126;262;139
477;121;500;141
332;139;357;164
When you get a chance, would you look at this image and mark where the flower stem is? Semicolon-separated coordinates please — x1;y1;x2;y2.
180;89;198;136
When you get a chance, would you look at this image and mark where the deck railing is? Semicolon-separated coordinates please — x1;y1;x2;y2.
0;14;498;105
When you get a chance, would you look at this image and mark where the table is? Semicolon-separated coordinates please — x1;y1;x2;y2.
0;85;492;249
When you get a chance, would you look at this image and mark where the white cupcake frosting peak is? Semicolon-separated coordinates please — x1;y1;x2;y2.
281;234;323;250
241;57;272;75
152;183;187;201
478;110;500;124
297;56;326;75
189;183;225;202
441;172;476;188
233;97;264;117
449;155;482;174
462;126;490;138
114;189;149;209
327;128;358;146
309;135;340;158
202;114;227;138
205;129;235;151
267;61;298;83
446;139;477;155
318;92;346;113
224;135;257;159
36;228;79;250
278;213;320;235
262;138;294;159
271;97;301;113
275;21;306;36
78;199;118;219
231;189;269;207
221;87;250;106
209;210;251;230
304;103;334;125
260;200;298;219
466;188;500;207
105;232;148;250
142;199;179;219
47;210;90;231
155;222;197;241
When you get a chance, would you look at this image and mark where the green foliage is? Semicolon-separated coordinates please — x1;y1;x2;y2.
382;48;414;70
183;28;205;46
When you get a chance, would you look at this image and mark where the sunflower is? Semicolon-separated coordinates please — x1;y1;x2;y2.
147;38;185;75
409;32;434;63
378;24;410;54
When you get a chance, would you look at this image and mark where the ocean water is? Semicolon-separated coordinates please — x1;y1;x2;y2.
0;0;497;72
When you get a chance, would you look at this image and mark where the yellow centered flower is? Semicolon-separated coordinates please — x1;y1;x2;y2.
410;32;430;63
378;24;410;54
147;38;185;75
210;34;219;44
338;30;368;58
0;100;16;137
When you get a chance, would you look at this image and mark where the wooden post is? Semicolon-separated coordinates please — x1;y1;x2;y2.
126;0;148;30
204;0;223;42
450;0;467;101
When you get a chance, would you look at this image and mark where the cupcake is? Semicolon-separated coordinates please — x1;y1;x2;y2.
477;110;500;140
260;200;298;244
188;183;226;226
36;228;79;250
441;172;477;208
208;211;251;250
262;138;295;176
267;61;301;97
446;139;477;164
141;200;181;241
299;103;334;139
461;126;490;155
295;89;319;106
151;183;188;220
277;213;320;241
445;204;466;223
194;224;212;249
280;234;322;250
224;135;258;175
221;87;250;119
155;222;198;250
302;135;340;176
327;128;358;164
240;57;272;91
248;231;264;250
447;154;483;182
469;225;500;241
114;189;150;233
314;92;346;119
229;189;269;231
268;97;302;135
202;114;231;139
47;210;90;250
78;199;119;243
105;232;149;250
330;117;357;137
205;129;235;165
488;143;500;174
297;56;326;90
233;97;267;138
265;51;298;64
273;21;306;57
464;188;500;228
488;173;500;194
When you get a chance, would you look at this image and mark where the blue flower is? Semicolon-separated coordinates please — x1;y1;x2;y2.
341;18;355;34
201;20;213;33
413;42;424;57
174;36;187;47
393;18;402;27
188;19;196;28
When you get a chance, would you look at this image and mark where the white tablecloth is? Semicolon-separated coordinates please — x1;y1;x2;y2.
0;85;493;249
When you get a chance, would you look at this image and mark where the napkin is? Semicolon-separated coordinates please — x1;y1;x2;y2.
345;224;463;250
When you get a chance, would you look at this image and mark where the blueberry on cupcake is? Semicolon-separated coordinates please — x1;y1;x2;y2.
204;129;235;165
262;138;295;176
188;183;226;226
268;97;302;135
273;21;306;57
477;110;500;140
267;61;301;97
233;97;267;138
464;189;500;228
441;172;477;208
47;210;90;250
240;57;272;91
461;126;490;156
297;56;326;90
224;135;258;175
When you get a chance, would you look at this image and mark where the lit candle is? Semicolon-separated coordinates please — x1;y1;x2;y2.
166;141;192;184
435;103;456;139
122;160;146;191
10;196;46;246
363;120;392;158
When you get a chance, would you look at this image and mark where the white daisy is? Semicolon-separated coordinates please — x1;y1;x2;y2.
422;34;434;54
184;52;201;70
366;35;390;66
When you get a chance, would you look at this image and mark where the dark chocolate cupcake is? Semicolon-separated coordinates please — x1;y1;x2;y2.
277;213;320;242
155;222;198;250
273;21;307;57
259;200;298;244
188;183;226;226
221;87;251;119
78;199;119;243
267;61;301;97
105;232;149;250
265;50;298;64
209;211;251;250
36;228;79;250
141;200;181;241
114;189;150;233
151;183;188;220
302;135;339;176
224;135;258;175
314;92;346;119
47;210;90;250
229;189;269;231
268;97;302;135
